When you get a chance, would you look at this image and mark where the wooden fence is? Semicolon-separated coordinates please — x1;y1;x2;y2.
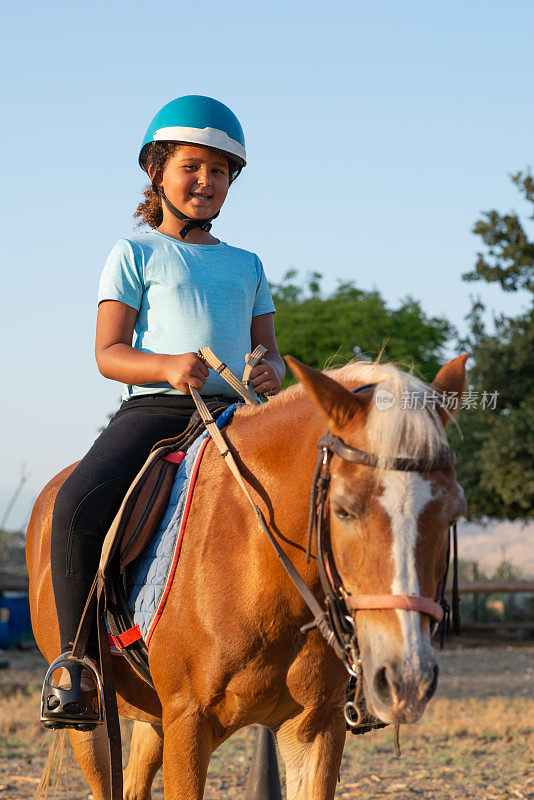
451;580;534;638
1;575;533;599
0;572;29;592
457;580;534;594
1;575;533;635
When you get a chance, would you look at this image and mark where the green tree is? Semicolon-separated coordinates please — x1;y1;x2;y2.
451;171;534;519
271;270;453;384
463;170;534;292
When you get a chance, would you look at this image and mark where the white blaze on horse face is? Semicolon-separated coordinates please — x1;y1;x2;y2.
379;472;433;668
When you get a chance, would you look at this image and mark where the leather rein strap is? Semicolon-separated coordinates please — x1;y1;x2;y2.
191;346;346;659
190;356;455;676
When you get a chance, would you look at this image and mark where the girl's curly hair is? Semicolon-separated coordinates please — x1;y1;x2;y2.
134;142;241;228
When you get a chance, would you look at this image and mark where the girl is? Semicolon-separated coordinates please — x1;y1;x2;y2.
42;95;285;728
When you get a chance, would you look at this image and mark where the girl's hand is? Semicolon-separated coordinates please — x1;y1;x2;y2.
164;353;210;394
245;353;282;396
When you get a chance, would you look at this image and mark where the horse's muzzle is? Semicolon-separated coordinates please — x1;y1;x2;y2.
369;659;439;724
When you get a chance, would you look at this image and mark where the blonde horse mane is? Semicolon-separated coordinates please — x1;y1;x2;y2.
242;360;449;461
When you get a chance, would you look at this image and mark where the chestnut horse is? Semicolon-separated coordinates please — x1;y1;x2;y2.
26;355;467;800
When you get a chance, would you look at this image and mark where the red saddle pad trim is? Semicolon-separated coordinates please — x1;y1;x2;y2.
108;625;143;649
162;452;186;464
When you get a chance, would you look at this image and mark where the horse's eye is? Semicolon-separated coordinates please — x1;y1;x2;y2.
333;506;352;521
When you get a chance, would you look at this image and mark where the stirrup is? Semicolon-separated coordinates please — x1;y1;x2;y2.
41;653;104;731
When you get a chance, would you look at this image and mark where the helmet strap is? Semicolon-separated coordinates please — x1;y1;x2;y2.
157;188;219;239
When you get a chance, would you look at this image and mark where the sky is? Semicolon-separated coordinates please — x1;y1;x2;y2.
1;0;533;529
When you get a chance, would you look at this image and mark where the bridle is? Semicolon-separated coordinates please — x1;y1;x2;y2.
301;383;459;725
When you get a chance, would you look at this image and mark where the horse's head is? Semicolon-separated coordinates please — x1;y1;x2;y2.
287;355;468;725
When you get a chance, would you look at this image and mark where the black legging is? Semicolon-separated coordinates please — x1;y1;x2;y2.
51;393;238;654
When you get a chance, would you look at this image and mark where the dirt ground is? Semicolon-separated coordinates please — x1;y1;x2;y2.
0;641;532;799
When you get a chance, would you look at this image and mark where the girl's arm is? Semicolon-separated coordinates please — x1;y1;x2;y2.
95;300;209;393
248;313;285;395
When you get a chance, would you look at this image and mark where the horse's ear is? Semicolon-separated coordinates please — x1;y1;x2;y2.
430;353;469;427
285;356;371;429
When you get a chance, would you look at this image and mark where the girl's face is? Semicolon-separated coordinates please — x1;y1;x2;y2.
156;145;231;219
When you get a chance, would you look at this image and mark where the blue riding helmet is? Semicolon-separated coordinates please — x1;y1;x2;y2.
139;95;246;238
139;95;246;169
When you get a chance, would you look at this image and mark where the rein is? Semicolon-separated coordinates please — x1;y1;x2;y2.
191;355;460;728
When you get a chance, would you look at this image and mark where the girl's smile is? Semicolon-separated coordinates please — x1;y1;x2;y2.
189;190;213;205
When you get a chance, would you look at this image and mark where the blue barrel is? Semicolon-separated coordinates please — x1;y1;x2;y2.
0;592;33;649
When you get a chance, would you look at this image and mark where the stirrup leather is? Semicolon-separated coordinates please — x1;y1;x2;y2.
41;654;104;730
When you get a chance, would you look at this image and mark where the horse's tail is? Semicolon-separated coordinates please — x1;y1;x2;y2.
34;730;71;800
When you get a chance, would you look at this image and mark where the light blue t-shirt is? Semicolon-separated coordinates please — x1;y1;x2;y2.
98;230;276;399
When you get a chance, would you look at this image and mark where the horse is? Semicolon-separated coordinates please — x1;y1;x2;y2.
26;354;467;800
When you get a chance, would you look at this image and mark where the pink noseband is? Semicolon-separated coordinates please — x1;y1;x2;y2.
348;594;444;622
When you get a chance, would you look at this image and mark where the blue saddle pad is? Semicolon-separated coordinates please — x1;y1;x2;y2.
125;404;239;644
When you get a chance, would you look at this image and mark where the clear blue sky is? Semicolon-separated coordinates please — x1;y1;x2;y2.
1;0;533;528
